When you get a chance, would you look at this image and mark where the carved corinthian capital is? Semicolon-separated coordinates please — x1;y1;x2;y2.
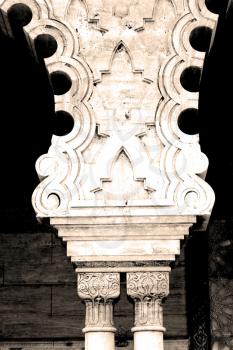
77;272;120;332
127;272;169;331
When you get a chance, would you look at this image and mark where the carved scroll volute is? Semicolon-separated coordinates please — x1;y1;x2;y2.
127;272;169;331
77;273;120;331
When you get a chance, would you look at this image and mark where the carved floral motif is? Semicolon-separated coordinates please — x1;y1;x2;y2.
77;272;120;329
127;272;169;300
127;272;169;327
78;272;120;301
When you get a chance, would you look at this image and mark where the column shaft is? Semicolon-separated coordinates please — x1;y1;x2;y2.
134;330;164;350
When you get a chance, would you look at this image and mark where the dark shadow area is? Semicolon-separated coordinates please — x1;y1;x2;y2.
0;6;54;230
0;8;84;342
199;0;232;220
185;1;233;349
185;230;211;350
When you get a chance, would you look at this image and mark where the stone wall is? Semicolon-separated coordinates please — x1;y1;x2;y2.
0;340;189;350
0;226;188;342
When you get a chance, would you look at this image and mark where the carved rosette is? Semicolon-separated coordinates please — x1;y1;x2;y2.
77;273;120;332
127;272;169;331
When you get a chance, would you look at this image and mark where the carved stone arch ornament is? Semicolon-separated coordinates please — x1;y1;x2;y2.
0;0;94;216
0;0;219;349
0;0;215;220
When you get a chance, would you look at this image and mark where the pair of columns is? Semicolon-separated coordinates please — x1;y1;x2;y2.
77;271;169;350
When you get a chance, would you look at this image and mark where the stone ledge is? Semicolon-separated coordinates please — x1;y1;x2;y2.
0;339;189;350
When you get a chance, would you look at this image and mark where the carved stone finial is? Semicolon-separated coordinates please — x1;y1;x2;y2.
127;272;169;330
77;272;120;332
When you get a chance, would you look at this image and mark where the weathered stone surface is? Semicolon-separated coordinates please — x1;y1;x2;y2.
54;216;194;265
0;0;215;221
4;0;214;269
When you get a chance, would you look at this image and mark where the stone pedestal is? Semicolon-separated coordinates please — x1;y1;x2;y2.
77;272;120;350
127;271;169;350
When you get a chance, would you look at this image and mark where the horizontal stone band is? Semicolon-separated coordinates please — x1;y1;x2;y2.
83;326;117;333
132;326;166;333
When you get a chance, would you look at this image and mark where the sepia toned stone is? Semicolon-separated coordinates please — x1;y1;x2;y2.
0;0;218;348
127;271;170;350
77;272;120;350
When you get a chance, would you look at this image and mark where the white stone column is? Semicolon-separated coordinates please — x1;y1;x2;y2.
77;272;120;350
127;271;169;350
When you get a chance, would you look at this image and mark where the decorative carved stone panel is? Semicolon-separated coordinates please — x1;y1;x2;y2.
0;0;216;221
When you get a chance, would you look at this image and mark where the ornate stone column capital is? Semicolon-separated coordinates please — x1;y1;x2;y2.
77;272;120;333
127;271;169;333
127;271;169;300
